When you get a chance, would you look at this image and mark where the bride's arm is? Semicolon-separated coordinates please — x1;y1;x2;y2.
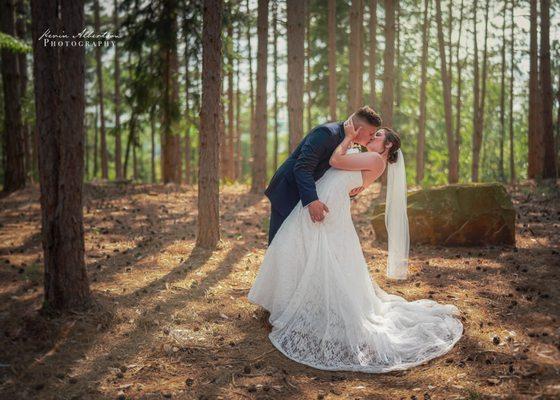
330;144;385;172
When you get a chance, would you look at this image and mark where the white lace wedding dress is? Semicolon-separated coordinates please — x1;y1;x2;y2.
248;167;463;373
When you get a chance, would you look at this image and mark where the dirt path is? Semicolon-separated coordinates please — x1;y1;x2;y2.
0;182;559;399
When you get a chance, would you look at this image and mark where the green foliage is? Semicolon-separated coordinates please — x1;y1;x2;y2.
0;32;31;53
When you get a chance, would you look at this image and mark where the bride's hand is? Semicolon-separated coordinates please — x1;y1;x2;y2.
343;115;360;141
349;186;364;198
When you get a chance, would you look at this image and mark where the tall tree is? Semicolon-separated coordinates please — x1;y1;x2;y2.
251;0;268;193
287;0;305;151
197;0;222;248
184;29;192;184
508;0;516;183
540;0;556;179
471;0;490;182
1;0;26;192
113;0;123;180
328;0;337;120
305;0;312;132
453;0;464;180
161;0;182;184
435;0;458;182
368;0;378;109
381;0;395;126
235;23;242;178
16;0;29;181
246;0;255;169
416;0;430;184
528;0;543;179
31;0;91;310
499;0;507;181
272;0;279;171
94;0;108;179
226;13;235;180
348;0;365;113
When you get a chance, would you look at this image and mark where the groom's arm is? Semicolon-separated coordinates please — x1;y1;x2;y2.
293;127;332;207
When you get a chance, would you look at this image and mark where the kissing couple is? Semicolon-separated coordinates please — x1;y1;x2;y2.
247;106;463;373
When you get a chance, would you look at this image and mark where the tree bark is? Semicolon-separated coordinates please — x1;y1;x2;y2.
227;17;235;180
416;0;430;185
184;43;192;185
287;0;305;151
509;0;515;183
251;0;268;193
197;0;222;249
16;0;30;182
368;0;377;110
328;0;337;120
453;0;464;180
435;0;458;183
246;0;255;169
528;0;543;179
1;0;25;192
272;0;279;171
94;0;108;179
161;0;181;184
306;0;312;133
381;0;395;127
31;0;90;310
471;0;490;182
499;0;506;181
151;106;157;183
348;0;365;114
540;0;556;179
113;0;123;180
235;23;242;179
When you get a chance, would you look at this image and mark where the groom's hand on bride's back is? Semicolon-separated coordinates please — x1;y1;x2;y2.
307;200;329;223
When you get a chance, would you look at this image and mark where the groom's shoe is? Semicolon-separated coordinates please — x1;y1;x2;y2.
258;309;272;332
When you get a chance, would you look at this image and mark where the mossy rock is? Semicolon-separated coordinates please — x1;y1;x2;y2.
371;183;516;246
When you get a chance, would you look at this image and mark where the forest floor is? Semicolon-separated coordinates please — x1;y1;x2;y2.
0;181;559;400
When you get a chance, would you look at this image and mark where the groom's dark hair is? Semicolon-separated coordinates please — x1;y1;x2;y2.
352;106;382;127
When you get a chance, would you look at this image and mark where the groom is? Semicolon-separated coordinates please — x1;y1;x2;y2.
265;106;382;245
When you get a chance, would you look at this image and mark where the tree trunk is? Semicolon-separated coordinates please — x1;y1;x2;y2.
161;0;181;184
528;0;543;179
381;0;395;127
453;0;464;180
151;106;157;183
113;0;123;180
272;0;279;171
435;0;458;183
395;0;401;107
31;0;90;310
197;0;222;249
94;0;108;179
251;0;268;193
416;0;430;185
246;0;255;171
540;0;556;179
184;45;192;185
1;0;25;192
287;0;305;152
328;0;337;120
499;0;506;181
348;0;365;114
93;105;98;177
368;0;377;110
509;0;515;183
16;0;29;182
235;23;242;179
227;18;235;181
471;0;489;182
306;0;312;133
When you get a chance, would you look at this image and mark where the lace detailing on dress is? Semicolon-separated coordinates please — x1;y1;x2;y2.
248;168;463;372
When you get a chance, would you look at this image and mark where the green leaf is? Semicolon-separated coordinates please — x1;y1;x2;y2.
0;32;31;53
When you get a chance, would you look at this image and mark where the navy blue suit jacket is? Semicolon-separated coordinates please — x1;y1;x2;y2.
264;122;345;217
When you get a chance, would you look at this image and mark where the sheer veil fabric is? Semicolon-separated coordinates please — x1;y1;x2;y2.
248;162;463;373
385;148;410;280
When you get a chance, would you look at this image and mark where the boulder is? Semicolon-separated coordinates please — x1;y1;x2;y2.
371;183;516;246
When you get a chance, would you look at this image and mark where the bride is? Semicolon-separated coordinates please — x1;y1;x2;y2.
247;119;463;373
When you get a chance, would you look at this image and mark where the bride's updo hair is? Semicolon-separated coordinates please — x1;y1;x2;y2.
381;127;401;164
